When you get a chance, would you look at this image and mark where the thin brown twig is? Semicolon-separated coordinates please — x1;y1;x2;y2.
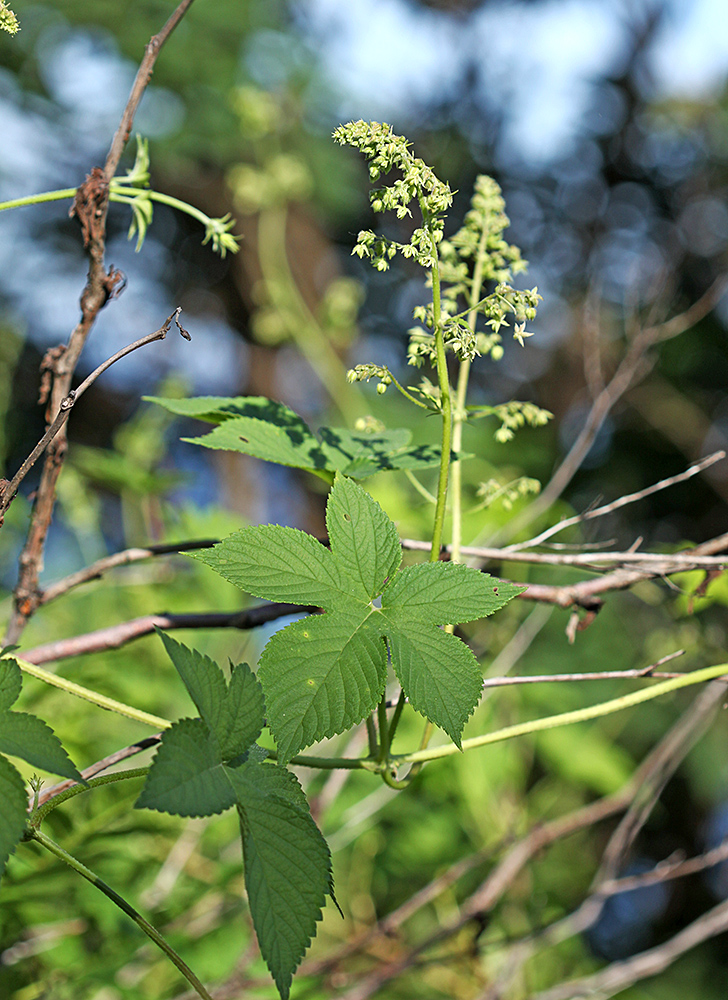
480;649;686;688
21;604;314;665
401;537;728;568
599;837;728;896
506;450;726;553
0;311;188;516
3;0;196;647
529;898;728;1000
103;0;197;182
39;539;218;606
33;735;162;809
494;272;728;542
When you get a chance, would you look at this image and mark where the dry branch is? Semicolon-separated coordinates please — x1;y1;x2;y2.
3;0;196;646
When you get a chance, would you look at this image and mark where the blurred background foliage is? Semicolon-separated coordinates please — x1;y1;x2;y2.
2;0;728;997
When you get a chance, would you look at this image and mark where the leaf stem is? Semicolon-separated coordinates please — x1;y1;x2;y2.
28;828;214;1000
0;188;78;212
395;664;728;766
377;695;391;765
30;768;149;826
16;656;172;730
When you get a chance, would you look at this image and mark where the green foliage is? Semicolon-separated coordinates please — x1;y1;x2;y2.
195;474;524;762
136;633;332;999
0;657;82;878
145;393;445;478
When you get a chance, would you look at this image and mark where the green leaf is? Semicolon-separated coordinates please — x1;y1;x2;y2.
145;394;443;478
383;612;484;746
184;416;329;472
317;427;443;477
258;610;386;765
218;662;267;760
0;712;83;782
200;474;523;756
0;755;27;880
228;761;331;999
382;562;525;624
135;718;236;817
0;657;22;711
144;394;307;428
326;473;401;601
155;632;265;757
195;525;346;607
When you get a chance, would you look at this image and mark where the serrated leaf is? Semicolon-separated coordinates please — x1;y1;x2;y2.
0;712;83;782
195;525;347;608
228;760;331;999
144;395;308;427
184;416;329;472
382;562;525;624
218;662;266;759
258;610;386;764
145;395;443;478
0;657;22;711
155;632;265;757
326;473;401;601
135;718;236;817
0;755;28;880
157;630;227;728
383;612;484;746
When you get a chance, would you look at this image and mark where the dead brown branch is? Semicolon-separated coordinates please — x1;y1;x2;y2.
495;272;728;543
3;0;196;647
38;539;218;607
0;310;188;518
21;604;314;666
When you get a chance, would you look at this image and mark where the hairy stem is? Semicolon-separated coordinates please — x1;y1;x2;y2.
397;663;728;766
428;231;452;562
28;828;213;1000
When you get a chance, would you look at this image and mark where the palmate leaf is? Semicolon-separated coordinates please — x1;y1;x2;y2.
198;474;525;762
135;636;332;1000
155;631;264;757
145;394;444;478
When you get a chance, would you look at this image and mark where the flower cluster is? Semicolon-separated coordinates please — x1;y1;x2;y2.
0;2;19;34
332;120;452;272
407;175;541;367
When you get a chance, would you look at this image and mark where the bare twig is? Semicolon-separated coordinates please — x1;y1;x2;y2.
495;272;728;542
599;836;728;896
21;604;313;665
480;650;686;688
39;541;217;606
507;450;726;553
401;537;728;568
4;0;196;646
0;311;188;516
103;0;196;182
529;898;728;1000
33;735;162;809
